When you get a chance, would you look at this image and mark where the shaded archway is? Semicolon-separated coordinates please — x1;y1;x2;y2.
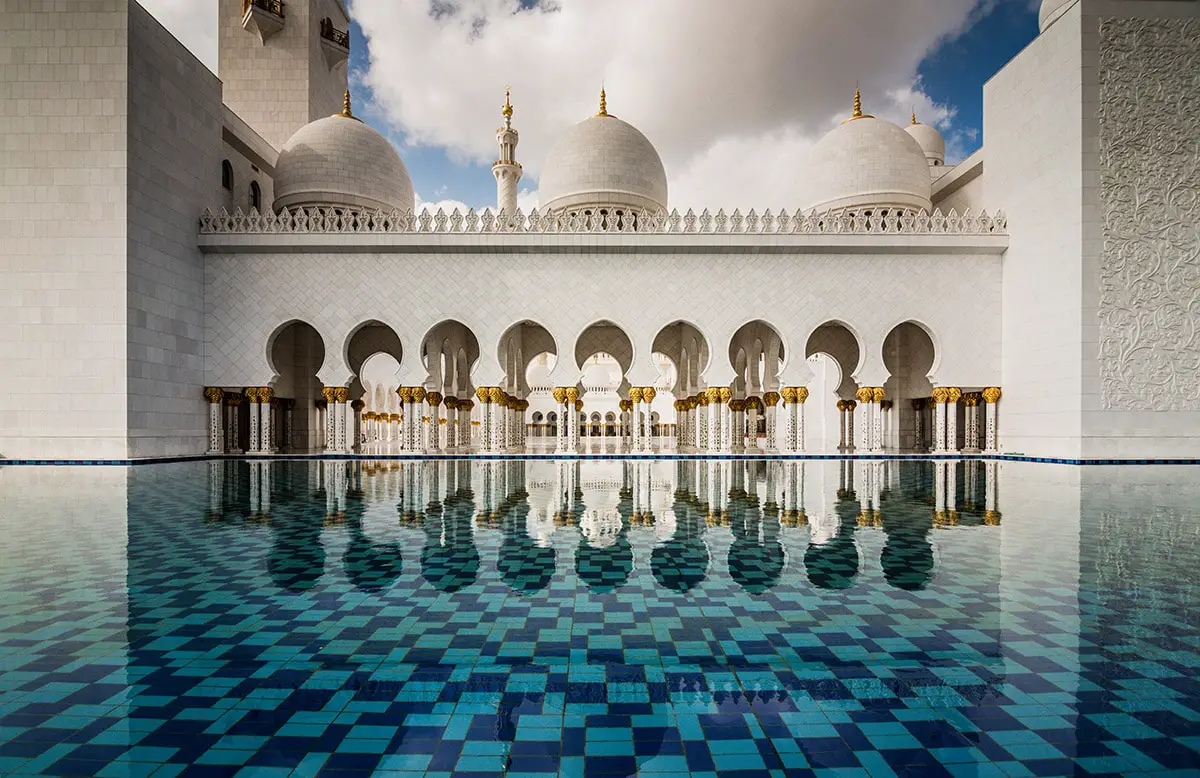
346;321;403;420
652;321;710;398
882;321;937;451
499;320;556;397
421;320;481;400
268;320;325;453
805;322;862;453
574;321;635;424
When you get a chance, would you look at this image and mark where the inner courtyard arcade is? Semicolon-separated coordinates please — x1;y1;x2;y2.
201;316;1003;457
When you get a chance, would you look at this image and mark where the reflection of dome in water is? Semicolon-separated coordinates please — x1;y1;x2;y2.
498;502;556;594
880;515;935;591
576;535;634;592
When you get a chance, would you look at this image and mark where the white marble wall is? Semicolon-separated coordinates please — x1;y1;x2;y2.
1082;2;1200;457
126;3;222;458
204;247;1004;410
986;3;1087;458
219;0;347;153
0;0;132;459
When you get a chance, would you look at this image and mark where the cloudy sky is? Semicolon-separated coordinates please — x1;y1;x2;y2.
139;0;1039;211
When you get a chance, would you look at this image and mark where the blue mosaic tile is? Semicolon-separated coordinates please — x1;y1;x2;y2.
0;458;1197;777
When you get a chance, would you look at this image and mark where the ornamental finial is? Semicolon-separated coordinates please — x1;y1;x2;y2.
343;90;352;118
842;84;874;124
911;108;918;125
502;85;513;128
597;86;608;117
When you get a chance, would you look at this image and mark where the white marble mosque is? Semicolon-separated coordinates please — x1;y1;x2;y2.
1;0;1198;461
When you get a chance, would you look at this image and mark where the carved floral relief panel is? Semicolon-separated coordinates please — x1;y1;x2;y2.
1098;18;1200;411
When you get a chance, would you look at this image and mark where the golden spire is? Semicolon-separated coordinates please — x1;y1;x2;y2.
342;90;353;118
502;85;513;128
842;85;874;124
911;108;919;125
596;86;609;117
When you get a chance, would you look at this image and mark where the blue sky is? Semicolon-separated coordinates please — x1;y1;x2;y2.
346;0;1041;210
140;0;1043;210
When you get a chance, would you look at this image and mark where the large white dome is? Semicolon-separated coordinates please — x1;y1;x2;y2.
802;110;933;214
1039;0;1075;31
539;98;668;215
273;99;414;213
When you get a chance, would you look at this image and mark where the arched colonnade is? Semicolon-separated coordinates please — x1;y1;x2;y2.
202;316;1004;456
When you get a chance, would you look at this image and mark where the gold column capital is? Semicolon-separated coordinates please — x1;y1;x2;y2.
260;387;276;403
855;386;874;404
629;387;643;403
427;391;443;406
718;387;732;403
931;387;949;404
397;387;411;402
204;387;225;404
982;387;1002;404
871;387;885;403
946;387;962;403
476;387;492;404
795;386;809;403
412;387;426;403
574;399;583;412
642;387;657;403
552;387;567;404
764;391;780;406
836;399;846;412
565;387;579;403
331;387;346;403
781;387;797;404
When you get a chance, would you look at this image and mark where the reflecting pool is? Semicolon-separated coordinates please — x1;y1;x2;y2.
0;459;1197;777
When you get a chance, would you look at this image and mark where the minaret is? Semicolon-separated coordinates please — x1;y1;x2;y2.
492;87;522;215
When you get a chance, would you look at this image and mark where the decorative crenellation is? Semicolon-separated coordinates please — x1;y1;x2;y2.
199;205;1007;236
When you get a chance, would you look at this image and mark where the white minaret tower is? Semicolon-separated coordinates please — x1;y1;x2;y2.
492;87;522;215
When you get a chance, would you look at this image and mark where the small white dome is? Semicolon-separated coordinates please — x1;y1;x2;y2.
905;118;946;167
273;106;414;213
802;113;932;213
1039;0;1074;31
539;100;667;214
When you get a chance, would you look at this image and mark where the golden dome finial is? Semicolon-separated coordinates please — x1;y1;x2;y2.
342;89;353;118
842;84;874;124
597;86;608;117
911;108;919;125
502;85;513;128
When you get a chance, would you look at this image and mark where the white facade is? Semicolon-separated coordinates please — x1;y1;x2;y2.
0;0;1197;461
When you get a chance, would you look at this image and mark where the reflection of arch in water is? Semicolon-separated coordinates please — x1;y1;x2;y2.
880;510;935;591
651;491;710;592
575;488;634;593
420;488;480;592
727;493;785;594
342;490;403;593
804;498;860;590
268;503;326;593
497;491;556;594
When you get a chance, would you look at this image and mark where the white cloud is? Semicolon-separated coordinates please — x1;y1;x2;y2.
351;0;986;207
137;0;218;73
415;192;472;214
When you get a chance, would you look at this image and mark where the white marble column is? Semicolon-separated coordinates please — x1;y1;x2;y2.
282;399;294;453
870;389;884;453
553;388;568;453
641;388;656;453
845;400;857;451
945;388;961;454
629;388;643;453
567;389;580;452
795;387;808;452
912;399;925;452
932;389;948;453
259;388;275;454
983;387;1001;453
697;397;709;450
248;389;261;453
205;388;225;454
764;393;779;452
225;396;242;453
